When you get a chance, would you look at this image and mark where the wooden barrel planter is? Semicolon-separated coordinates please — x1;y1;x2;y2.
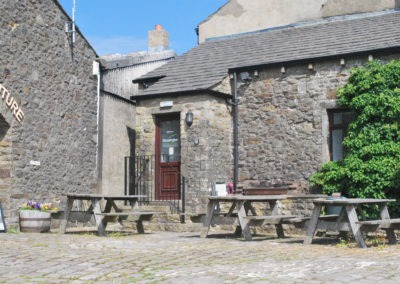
19;210;51;233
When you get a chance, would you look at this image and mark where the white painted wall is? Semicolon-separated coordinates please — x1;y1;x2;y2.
198;0;396;43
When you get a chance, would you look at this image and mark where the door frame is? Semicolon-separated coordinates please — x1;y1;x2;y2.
154;113;181;200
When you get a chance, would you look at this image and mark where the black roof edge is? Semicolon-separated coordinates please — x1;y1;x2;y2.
229;46;400;73
101;90;136;105
132;75;166;84
132;89;231;100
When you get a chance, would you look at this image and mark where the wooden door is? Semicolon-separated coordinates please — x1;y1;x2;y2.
155;114;181;200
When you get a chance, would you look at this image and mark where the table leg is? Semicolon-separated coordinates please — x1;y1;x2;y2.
92;198;106;236
304;203;322;245
269;201;285;238
237;200;252;241
104;199;113;213
200;200;217;238
227;202;236;216
379;205;397;244
345;205;367;248
59;197;74;234
246;202;257;216
336;207;349;239
136;219;145;234
130;199;139;211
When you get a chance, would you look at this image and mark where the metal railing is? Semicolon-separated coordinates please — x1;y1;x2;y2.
124;155;186;222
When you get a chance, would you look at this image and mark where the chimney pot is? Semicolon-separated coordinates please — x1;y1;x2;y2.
148;24;169;52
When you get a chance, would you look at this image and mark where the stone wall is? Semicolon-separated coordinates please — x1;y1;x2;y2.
135;94;233;214
237;54;400;192
0;0;98;224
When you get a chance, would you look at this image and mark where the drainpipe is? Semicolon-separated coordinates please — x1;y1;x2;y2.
232;72;239;192
93;60;103;194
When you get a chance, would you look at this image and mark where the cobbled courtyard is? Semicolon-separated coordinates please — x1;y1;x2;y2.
1;230;400;283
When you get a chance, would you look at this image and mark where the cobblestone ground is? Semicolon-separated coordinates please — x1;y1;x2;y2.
1;229;400;283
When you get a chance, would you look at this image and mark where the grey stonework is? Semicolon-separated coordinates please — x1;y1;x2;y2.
135;94;233;214
237;54;400;193
0;0;98;225
134;54;400;217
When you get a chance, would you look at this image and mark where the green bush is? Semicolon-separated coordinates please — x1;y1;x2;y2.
310;60;400;217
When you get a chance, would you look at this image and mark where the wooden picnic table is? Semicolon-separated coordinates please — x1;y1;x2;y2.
200;194;325;241
303;198;399;248
59;193;154;236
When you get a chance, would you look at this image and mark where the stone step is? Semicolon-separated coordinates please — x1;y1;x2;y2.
121;220;203;233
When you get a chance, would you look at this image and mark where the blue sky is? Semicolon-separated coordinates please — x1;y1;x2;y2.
58;0;228;56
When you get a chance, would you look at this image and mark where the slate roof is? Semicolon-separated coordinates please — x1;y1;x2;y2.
134;11;400;98
99;50;176;70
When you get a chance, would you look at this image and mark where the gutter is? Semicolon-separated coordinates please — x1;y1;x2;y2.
229;46;400;73
93;61;103;194
232;72;239;192
131;89;231;101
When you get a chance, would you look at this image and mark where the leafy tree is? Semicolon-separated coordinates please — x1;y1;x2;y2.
310;60;400;217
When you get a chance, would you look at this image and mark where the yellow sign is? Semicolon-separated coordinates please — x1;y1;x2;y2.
0;84;24;123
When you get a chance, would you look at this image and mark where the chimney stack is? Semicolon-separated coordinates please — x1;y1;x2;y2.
148;24;169;52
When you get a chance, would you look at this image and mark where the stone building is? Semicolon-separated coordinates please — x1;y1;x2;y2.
133;10;400;215
0;0;98;225
197;0;399;43
98;25;175;197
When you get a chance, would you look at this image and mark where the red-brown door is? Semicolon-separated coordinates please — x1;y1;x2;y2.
155;114;181;200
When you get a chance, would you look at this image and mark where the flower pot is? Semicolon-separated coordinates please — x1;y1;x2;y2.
326;196;347;215
19;210;51;233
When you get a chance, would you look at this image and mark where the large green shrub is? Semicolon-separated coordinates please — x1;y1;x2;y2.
310;60;400;216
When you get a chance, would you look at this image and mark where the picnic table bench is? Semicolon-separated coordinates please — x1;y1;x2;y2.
96;211;157;234
200;194;325;240
304;198;397;248
59;193;155;236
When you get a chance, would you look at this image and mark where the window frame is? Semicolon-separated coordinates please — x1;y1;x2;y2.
328;109;354;161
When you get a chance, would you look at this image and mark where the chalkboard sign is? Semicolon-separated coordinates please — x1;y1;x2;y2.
0;202;6;233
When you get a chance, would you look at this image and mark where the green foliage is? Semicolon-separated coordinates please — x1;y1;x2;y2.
310;60;400;217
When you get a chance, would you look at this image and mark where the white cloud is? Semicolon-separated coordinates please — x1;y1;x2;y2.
87;36;148;56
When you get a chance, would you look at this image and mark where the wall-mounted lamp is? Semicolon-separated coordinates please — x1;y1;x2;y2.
368;55;374;61
254;70;259;77
281;66;286;74
308;63;314;70
240;72;252;81
185;110;193;127
340;58;346;65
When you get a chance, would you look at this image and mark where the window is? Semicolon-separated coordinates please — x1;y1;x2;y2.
328;110;354;161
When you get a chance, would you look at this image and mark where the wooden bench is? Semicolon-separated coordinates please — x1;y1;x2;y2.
50;210;97;222
241;215;310;238
357;218;400;244
96;211;157;234
318;214;340;221
245;215;310;226
191;212;239;224
357;218;400;229
223;214;338;228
